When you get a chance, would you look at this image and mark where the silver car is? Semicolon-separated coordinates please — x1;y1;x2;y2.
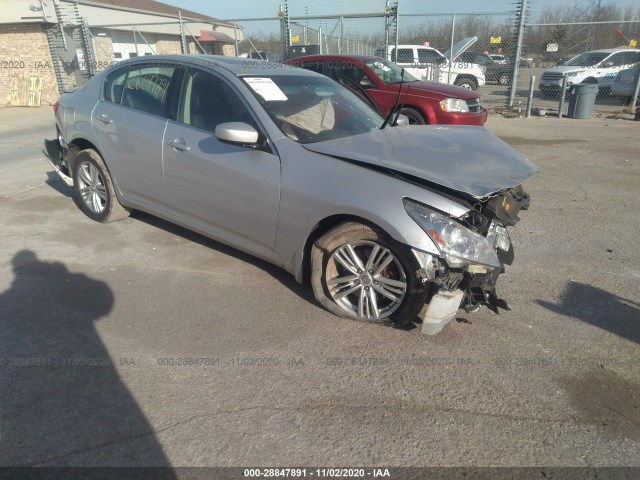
44;55;538;334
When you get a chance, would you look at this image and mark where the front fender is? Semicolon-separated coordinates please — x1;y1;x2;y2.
273;142;469;281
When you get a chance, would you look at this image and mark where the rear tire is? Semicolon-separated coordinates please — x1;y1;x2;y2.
310;222;428;327
73;149;130;223
498;73;510;85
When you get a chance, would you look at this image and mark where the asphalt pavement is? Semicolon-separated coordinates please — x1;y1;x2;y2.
0;106;638;469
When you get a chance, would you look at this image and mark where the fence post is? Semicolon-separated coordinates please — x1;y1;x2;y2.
508;0;527;108
318;26;322;54
178;11;187;54
448;14;455;84
526;75;535;117
384;0;390;57
339;16;343;54
629;69;640;113
233;21;238;56
132;27;139;56
558;75;568;119
393;1;399;60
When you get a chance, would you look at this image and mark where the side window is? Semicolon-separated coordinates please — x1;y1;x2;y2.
178;69;255;133
605;53;626;67
299;61;325;75
332;64;372;85
624;51;640;65
392;48;414;64
103;67;128;103
121;64;175;116
418;49;446;65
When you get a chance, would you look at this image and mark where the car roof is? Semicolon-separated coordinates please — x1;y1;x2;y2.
110;54;319;77
288;54;383;62
583;48;639;54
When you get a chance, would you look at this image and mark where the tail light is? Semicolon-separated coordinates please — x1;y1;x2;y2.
53;100;59;114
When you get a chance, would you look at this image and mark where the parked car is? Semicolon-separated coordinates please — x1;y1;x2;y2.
539;48;640;98
457;52;512;85
247;51;280;62
374;37;486;90
44;55;537;333
489;54;507;64
286;54;488;126
611;63;640;103
519;57;534;68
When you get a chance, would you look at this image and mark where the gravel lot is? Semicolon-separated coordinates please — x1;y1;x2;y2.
0;106;638;470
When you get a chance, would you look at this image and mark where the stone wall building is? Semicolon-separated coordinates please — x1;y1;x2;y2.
0;0;242;107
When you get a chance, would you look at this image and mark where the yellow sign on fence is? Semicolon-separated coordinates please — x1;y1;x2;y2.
291;35;300;43
490;36;502;44
631;39;638;47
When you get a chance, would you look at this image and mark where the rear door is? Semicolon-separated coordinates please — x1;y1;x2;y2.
93;62;177;210
162;68;281;254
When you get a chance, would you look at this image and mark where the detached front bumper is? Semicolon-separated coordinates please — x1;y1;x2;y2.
42;138;73;187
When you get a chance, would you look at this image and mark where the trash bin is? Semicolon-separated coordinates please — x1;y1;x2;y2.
567;83;599;119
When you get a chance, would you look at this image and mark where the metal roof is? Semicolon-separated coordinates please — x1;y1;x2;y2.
75;0;231;26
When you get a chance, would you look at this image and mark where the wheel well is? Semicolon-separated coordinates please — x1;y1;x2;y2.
300;214;385;284
67;138;101;174
454;75;478;88
398;105;429;124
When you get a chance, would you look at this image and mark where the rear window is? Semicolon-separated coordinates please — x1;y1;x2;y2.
392;48;414;64
103;67;127;103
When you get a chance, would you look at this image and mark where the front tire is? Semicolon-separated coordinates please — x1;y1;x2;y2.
454;76;478;90
398;107;426;125
310;222;428;327
73;149;130;223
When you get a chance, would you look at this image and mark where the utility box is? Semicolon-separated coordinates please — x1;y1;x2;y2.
567;83;599;119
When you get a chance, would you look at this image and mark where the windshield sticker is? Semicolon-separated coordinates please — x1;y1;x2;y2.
244;77;288;101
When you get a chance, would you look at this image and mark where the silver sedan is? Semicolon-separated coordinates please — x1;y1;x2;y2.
45;55;538;334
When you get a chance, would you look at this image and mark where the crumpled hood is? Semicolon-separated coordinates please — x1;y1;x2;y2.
304;126;539;199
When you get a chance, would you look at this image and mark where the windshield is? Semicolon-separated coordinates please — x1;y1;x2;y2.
242;75;384;144
365;59;418;84
564;52;609;67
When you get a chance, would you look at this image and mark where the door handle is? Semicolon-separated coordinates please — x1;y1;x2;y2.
167;139;191;152
95;113;113;124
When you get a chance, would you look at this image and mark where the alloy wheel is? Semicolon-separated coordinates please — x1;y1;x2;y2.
77;161;107;214
326;241;407;320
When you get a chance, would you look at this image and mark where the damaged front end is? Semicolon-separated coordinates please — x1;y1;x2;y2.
405;186;531;335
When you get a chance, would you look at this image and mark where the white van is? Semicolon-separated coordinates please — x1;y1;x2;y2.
375;37;486;90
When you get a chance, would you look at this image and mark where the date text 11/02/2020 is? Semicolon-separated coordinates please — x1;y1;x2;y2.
243;468;391;477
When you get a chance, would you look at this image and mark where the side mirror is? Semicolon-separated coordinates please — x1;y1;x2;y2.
215;122;259;146
393;113;410;126
359;77;376;88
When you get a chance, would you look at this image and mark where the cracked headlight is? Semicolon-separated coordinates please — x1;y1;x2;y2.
439;98;469;113
404;199;501;268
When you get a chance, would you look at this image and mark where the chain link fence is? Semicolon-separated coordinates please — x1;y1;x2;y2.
6;0;638;114
509;17;640;116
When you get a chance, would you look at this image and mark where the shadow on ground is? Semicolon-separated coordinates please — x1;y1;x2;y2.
0;250;176;469
538;281;640;345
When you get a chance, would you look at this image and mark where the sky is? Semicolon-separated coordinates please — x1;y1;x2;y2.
163;0;637;21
